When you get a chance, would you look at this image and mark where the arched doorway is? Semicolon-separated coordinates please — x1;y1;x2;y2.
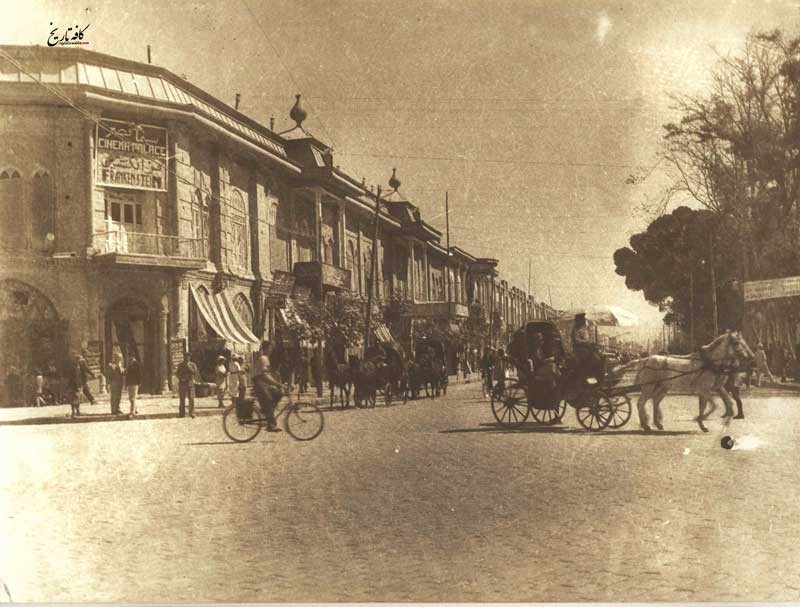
0;279;66;405
106;297;156;393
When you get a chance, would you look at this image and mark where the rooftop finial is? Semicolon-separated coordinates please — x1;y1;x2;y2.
388;167;401;191
290;94;307;128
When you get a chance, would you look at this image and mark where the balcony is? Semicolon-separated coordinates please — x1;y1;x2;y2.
403;301;469;319
293;261;351;290
92;230;207;269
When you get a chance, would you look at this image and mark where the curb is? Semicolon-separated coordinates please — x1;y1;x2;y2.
0;407;227;426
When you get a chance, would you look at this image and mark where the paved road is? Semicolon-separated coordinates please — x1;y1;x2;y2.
1;380;799;602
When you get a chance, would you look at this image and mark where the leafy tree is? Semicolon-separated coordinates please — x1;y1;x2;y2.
614;206;740;344
660;29;800;281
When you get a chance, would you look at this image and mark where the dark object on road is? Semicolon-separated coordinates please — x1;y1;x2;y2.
721;435;735;450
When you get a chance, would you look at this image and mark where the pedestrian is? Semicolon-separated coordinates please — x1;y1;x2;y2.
252;340;282;432
774;343;786;383
295;348;310;394
460;349;472;383
176;351;199;418
64;354;82;417
106;351;125;415
781;345;792;383
214;355;227;408
754;343;777;387
228;355;242;403
34;369;46;407
77;354;97;405
126;355;141;416
5;364;21;406
45;359;61;405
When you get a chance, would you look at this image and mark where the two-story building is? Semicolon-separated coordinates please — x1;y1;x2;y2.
0;44;554;404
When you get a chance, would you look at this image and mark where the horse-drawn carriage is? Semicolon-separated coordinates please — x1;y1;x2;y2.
410;338;448;398
495;320;634;430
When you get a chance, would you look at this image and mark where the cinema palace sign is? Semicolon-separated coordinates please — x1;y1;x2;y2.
96;119;168;192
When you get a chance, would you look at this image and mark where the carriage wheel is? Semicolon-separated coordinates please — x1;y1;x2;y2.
605;394;632;429
575;394;613;430
530;399;567;425
491;384;529;428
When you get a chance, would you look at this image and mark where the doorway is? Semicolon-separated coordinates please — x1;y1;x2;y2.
106;297;155;392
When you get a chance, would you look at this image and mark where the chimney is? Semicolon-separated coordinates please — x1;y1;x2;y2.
234;93;241;110
269;116;275;131
146;45;151;64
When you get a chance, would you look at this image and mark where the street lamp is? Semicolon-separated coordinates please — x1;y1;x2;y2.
363;169;400;355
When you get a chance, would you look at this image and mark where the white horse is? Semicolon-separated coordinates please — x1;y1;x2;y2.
613;332;754;433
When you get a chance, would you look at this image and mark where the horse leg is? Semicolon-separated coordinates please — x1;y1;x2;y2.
636;390;651;432
718;386;734;425
653;388;667;431
695;393;710;433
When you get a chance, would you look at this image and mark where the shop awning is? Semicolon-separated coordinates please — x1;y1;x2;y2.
190;285;261;350
373;322;397;346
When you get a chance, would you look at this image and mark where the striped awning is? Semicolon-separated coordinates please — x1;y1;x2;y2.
190;285;261;350
374;322;397;346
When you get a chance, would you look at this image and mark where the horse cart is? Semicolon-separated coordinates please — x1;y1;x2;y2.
412;338;448;398
494;320;634;430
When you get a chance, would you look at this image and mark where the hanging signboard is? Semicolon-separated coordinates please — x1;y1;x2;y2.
743;276;800;302
96;119;168;191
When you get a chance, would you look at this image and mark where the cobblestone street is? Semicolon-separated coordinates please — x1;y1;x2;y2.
2;380;800;602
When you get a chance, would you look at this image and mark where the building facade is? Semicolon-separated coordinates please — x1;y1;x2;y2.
0;45;554;404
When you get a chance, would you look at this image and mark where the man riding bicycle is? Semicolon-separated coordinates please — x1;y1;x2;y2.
252;340;284;432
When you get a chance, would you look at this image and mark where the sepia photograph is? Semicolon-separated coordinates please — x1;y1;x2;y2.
2;0;800;602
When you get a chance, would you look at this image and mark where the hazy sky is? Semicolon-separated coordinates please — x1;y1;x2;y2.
7;0;800;336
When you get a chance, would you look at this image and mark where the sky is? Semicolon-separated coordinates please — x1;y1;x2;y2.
6;0;800;342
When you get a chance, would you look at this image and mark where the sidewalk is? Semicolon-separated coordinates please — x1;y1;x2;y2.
0;377;471;427
0;394;229;426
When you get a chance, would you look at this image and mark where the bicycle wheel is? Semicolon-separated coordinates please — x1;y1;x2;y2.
284;401;324;441
222;404;263;443
491;383;529;428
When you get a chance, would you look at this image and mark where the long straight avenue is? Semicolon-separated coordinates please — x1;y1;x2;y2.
2;381;799;602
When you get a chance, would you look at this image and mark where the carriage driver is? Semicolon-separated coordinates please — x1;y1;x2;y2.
571;313;595;381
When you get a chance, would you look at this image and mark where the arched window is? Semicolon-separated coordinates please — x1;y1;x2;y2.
225;189;249;272
0;168;23;249
31;169;54;251
233;292;254;330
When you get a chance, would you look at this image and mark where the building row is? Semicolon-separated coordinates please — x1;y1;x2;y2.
0;45;557;395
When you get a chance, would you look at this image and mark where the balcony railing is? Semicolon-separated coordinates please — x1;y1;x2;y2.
293;261;351;290
403;301;469;319
93;230;207;262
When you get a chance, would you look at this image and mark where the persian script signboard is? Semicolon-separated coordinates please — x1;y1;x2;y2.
743;276;800;302
96;119;168;191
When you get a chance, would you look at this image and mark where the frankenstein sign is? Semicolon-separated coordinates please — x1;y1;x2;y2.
96;119;168;191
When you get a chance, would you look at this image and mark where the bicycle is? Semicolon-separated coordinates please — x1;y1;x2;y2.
222;386;324;443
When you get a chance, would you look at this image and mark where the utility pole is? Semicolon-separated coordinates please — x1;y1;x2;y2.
689;269;695;350
710;237;719;336
364;185;381;356
445;191;450;304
